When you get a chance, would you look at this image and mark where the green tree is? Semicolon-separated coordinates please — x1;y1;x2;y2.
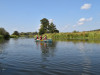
49;22;59;33
0;28;6;35
12;31;19;36
39;18;59;34
39;25;45;35
73;30;79;33
0;28;10;39
4;32;10;39
54;29;59;33
49;23;56;33
39;18;49;35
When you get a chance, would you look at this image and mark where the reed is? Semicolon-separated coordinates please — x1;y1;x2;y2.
10;35;19;38
42;31;100;40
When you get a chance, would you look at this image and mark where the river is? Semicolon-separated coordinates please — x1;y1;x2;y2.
0;38;100;75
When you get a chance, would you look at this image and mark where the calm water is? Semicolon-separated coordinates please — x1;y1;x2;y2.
0;38;100;75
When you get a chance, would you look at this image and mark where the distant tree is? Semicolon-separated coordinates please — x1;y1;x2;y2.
54;29;59;33
33;32;38;35
39;18;49;35
21;32;37;35
0;28;6;35
12;31;19;36
4;32;10;39
73;30;79;33
0;28;10;39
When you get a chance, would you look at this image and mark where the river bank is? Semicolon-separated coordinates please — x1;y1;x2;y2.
43;31;100;40
10;31;100;40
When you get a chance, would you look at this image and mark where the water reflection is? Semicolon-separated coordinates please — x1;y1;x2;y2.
36;42;57;57
0;39;10;72
35;42;57;68
0;38;100;75
0;39;9;54
77;43;92;75
52;39;100;75
53;39;100;44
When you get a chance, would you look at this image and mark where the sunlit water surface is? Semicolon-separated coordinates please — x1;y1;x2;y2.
0;38;100;75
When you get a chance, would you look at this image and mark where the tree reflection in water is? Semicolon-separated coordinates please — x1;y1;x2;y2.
0;39;9;71
35;41;57;68
36;41;57;57
0;39;9;54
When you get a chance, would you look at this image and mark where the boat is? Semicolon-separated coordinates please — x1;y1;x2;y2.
35;39;52;43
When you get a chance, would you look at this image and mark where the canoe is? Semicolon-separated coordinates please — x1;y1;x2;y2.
35;39;52;43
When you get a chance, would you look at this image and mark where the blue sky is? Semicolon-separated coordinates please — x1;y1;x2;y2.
0;0;100;34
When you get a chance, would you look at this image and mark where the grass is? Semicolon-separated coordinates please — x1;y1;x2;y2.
20;35;34;38
0;35;3;39
41;31;100;40
10;35;19;38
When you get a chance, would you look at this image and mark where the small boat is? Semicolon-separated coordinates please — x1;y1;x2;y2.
35;39;52;43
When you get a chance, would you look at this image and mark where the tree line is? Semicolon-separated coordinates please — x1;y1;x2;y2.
12;31;38;36
0;28;10;39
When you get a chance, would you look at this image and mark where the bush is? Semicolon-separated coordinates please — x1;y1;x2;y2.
0;35;3;39
0;28;10;39
10;35;19;38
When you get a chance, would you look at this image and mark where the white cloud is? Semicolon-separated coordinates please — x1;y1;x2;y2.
78;17;93;25
86;17;93;21
81;4;91;10
79;18;86;22
78;22;84;25
49;19;53;23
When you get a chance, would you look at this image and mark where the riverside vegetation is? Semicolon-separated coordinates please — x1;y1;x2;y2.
0;28;10;39
41;31;100;40
1;28;100;40
1;18;100;40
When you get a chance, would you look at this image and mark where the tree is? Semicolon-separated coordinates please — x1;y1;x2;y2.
4;32;10;39
39;18;59;34
0;28;10;39
49;22;59;33
39;18;49;35
49;23;56;33
39;25;45;35
0;28;6;35
73;30;79;33
54;29;59;33
12;31;19;36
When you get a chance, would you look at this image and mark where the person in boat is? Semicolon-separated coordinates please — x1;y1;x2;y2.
35;35;39;40
40;35;42;40
44;35;47;40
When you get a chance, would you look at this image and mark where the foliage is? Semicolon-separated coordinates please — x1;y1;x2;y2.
0;28;10;39
73;30;79;33
39;25;45;35
43;31;100;40
49;23;59;33
0;35;3;39
10;35;19;38
20;32;38;37
20;32;38;36
39;18;59;35
12;31;19;36
39;18;49;35
4;32;10;39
